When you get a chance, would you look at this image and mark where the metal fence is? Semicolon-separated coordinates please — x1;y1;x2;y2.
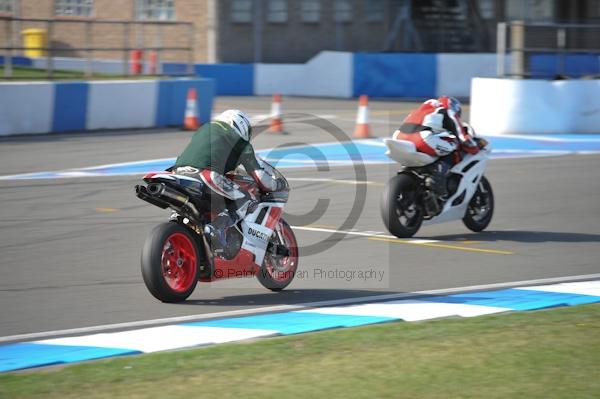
1;16;195;79
497;21;600;78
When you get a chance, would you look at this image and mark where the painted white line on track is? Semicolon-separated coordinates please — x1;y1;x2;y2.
287;177;380;185
292;225;438;243
2;273;600;344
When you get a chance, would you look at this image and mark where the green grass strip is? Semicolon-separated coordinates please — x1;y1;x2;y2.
0;66;160;80
1;304;599;399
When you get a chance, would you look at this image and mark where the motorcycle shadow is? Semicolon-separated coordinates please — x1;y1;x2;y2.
431;230;600;243
179;289;402;307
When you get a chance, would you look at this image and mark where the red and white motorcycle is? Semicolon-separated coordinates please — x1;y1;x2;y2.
380;136;494;238
136;159;298;302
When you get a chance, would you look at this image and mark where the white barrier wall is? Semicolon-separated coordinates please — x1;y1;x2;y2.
436;54;501;98
470;77;600;135
32;57;126;74
0;82;54;135
87;81;158;130
255;51;353;98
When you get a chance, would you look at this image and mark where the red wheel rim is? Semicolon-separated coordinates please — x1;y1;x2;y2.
161;232;197;293
266;222;298;283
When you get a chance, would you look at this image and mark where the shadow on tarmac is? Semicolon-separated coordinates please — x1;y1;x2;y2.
432;230;600;243
180;289;401;307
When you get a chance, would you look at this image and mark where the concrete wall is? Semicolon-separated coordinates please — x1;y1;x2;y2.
254;51;353;98
470;77;600;134
0;78;215;136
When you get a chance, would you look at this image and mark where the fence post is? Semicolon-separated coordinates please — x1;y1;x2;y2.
510;20;525;78
46;20;54;79
123;22;130;76
4;18;13;78
496;22;506;78
85;20;93;78
188;23;195;75
557;27;566;77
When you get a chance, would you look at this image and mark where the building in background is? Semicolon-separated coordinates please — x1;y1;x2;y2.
1;0;599;63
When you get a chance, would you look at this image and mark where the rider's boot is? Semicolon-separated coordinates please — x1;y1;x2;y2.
204;199;258;251
204;209;238;251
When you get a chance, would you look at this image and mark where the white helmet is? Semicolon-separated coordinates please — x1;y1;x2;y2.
215;109;252;141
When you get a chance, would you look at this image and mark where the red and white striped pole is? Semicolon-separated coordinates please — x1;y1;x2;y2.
269;94;284;133
353;94;371;139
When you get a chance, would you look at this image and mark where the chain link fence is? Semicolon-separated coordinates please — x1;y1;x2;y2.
497;21;600;79
1;16;194;79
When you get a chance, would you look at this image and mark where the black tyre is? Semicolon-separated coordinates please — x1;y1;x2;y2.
463;175;494;232
257;219;299;291
141;222;200;303
380;174;424;238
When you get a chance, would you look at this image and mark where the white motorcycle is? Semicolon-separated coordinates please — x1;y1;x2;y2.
380;137;494;238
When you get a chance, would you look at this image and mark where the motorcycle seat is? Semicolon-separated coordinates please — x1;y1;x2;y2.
383;138;437;167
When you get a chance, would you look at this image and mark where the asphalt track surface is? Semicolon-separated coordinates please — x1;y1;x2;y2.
1;97;599;338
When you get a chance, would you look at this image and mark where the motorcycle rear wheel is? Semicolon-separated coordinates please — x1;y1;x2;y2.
258;219;299;291
381;173;424;238
141;222;200;303
463;176;494;232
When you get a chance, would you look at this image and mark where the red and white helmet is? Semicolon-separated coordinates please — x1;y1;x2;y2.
215;109;252;141
438;96;462;118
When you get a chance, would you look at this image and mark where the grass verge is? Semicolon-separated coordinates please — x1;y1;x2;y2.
0;66;159;80
1;304;599;399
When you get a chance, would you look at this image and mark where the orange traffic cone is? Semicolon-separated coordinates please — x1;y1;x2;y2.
183;88;200;131
269;94;284;133
353;95;372;139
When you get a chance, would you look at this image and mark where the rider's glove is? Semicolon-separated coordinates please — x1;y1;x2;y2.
462;141;480;154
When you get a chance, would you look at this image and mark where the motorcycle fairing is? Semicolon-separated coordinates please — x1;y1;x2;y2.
423;146;491;225
241;202;285;266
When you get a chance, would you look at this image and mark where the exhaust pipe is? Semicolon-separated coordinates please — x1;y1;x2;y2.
146;183;200;219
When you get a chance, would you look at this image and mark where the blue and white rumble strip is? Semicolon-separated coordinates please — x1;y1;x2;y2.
1;280;599;373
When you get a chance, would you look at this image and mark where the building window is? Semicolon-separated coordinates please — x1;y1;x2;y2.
231;0;253;23
268;0;288;23
301;0;321;23
478;0;495;20
506;0;554;22
0;0;15;14
365;0;384;22
334;0;353;23
135;0;176;21
55;0;94;17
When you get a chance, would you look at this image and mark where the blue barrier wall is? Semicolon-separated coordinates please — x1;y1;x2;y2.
52;82;88;132
155;78;215;127
353;53;437;98
529;54;600;78
0;78;215;136
194;64;254;96
163;63;254;95
0;56;32;66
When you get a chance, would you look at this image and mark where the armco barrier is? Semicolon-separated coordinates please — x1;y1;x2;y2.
470;77;600;135
0;78;215;136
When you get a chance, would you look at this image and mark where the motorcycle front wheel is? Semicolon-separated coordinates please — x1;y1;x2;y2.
463;175;494;232
141;222;200;303
380;173;424;238
258;219;299;291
